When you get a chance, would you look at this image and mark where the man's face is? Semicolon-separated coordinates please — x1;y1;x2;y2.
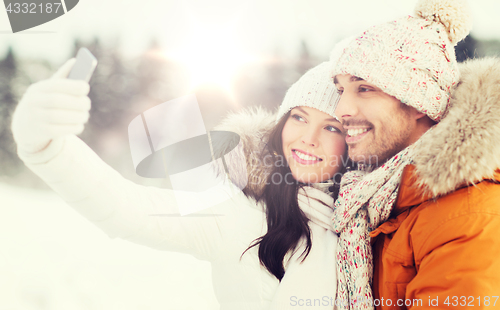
333;74;419;166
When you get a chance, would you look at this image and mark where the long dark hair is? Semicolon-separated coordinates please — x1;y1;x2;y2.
242;111;350;281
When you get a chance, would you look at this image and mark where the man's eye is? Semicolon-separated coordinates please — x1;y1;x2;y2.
359;86;373;92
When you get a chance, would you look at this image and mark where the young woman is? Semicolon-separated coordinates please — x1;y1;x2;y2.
12;60;347;309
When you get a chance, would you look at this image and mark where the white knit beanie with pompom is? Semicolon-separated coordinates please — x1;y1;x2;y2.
331;0;473;122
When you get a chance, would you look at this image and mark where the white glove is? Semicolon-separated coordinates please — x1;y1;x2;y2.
11;58;91;154
298;186;335;231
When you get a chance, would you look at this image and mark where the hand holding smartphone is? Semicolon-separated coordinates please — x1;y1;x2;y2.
67;47;98;82
11;47;98;153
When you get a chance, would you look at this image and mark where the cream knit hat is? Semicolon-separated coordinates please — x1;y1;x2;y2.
276;61;340;122
331;0;473;122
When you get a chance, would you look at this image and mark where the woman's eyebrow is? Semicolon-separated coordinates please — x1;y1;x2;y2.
326;117;339;122
295;107;309;115
294;107;339;122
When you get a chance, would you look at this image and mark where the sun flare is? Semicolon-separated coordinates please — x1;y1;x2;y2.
165;23;256;92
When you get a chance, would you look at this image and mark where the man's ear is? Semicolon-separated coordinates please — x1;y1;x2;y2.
411;108;436;125
414;111;427;120
415;112;437;128
408;106;427;120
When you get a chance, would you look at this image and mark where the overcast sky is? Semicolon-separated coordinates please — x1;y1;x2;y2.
1;0;499;65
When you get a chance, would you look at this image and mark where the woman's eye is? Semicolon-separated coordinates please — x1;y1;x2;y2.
291;114;305;122
336;88;344;95
325;125;341;133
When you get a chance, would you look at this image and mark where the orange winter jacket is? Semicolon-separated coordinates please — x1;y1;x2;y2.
369;57;500;310
371;166;500;309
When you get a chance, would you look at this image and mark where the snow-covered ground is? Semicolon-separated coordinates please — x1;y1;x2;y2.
0;182;219;310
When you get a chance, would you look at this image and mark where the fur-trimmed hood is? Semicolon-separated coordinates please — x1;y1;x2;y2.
413;57;500;197
213;57;500;200
213;107;277;200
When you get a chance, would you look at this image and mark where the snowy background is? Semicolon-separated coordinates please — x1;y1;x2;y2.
0;182;219;310
1;0;500;309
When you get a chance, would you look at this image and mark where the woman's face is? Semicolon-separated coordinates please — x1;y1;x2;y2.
281;106;346;183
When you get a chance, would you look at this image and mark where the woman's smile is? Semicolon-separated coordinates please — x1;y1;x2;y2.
282;106;346;183
291;149;323;165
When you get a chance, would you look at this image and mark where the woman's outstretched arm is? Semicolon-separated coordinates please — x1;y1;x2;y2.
23;134;238;260
12;59;240;261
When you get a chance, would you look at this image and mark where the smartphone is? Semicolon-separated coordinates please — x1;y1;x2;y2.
67;47;98;82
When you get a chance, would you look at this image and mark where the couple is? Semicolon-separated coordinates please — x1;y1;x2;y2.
11;0;500;309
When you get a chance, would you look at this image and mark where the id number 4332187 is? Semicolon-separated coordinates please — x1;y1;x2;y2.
6;2;62;14
443;296;499;307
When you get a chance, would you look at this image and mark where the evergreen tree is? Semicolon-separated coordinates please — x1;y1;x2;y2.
476;38;500;58
296;40;316;76
261;47;293;110
74;37;138;154
133;37;189;112
0;47;22;175
134;37;169;110
455;35;479;62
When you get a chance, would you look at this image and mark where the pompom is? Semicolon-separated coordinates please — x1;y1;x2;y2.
415;0;472;45
329;36;355;67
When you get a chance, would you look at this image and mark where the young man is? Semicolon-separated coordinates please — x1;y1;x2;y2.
329;0;500;309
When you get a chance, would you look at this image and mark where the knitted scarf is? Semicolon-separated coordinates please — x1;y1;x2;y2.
332;139;421;310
